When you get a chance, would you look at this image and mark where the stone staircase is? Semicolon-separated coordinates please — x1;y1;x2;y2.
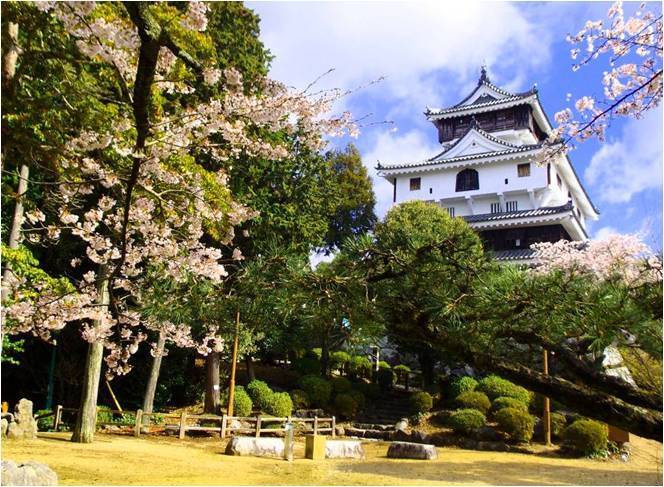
345;390;412;440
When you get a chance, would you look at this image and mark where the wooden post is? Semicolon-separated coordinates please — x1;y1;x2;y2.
255;416;261;438
331;416;336;438
53;405;62;432
178;412;187;440
105;379;123;412
313;416;319;436
543;349;551;446
227;309;241;417
134;409;142;437
221;414;227;439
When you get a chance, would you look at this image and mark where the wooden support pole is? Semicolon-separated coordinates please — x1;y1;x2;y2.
134;409;142;437
221;414;227;439
543;348;551;446
105;379;123;412
331;416;336;438
53;405;62;432
178;412;187;440
255;416;261;438
227;309;240;417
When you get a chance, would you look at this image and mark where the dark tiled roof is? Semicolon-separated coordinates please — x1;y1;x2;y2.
463;203;573;223
490;248;537;261
426;92;536;116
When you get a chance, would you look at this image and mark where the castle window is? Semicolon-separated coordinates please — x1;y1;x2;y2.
506;200;518;212
490;202;501;214
410;177;421;191
517;163;531;177
455;168;479;192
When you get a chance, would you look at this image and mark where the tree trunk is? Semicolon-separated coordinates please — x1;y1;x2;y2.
489;359;663;442
418;349;435;390
71;268;109;443
244;355;255;383
141;331;166;425
204;352;220;414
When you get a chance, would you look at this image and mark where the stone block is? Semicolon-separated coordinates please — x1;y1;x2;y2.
305;434;326;460
325;440;365;459
6;399;37;440
224;437;284;458
1;460;58;485
387;441;438;460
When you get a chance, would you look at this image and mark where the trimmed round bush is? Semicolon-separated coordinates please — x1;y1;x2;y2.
550;412;567;438
491;396;528;416
247;380;273;411
349;389;366;410
289;389;310;409
456;391;491;414
495;407;536;443
562;419;608;456
477;375;530;405
265;391;293;417
334;393;358;419
449;408;486;435
299;375;332;407
377;367;395;390
409;391;433;415
349;356;372;378
330;351;351;372
449;376;478;398
393;365;411;384
233;386;253;417
378;360;391;370
331;376;353;394
355;381;380;400
293;357;321;376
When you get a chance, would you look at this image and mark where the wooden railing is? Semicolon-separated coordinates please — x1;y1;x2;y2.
36;405;335;440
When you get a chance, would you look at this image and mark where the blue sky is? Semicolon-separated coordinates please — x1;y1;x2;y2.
249;1;663;251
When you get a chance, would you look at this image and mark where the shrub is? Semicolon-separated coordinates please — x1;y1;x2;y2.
293;357;321;376
331;376;353;394
562;420;608;456
449;376;478;399
247;380;273;411
449;409;486;435
96;405;115;425
265;392;293;417
490;396;528;416
349;356;372;378
35;409;53;431
355;381;380;400
307;348;322;360
550;412;567;438
334;393;358;419
477;375;530;405
456;391;491;414
378;360;391;370
349;389;366;410
393;365;411;384
494;407;536;443
299;375;332;407
289;389;310;409
330;351;351;372
377;367;395;390
409;391;433;415
233;386;254;416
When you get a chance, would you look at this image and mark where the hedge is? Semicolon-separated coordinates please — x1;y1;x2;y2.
264;392;293;417
449;376;478;398
455;391;491;414
334;393;359;419
247;380;273;411
490;396;529;416
234;386;253;417
331;376;353;394
449;408;486;435
494;407;536;442
409;391;433;415
299;375;332;407
562;419;608;456
477;375;531;405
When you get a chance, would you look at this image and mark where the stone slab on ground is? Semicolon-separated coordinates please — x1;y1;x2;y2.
225;437;284;458
387;441;438;460
1;460;58;486
325;440;365;459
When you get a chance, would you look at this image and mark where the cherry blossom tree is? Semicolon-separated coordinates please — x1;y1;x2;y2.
551;1;662;153
1;1;357;443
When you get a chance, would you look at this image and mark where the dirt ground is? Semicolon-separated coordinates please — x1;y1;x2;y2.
2;432;662;485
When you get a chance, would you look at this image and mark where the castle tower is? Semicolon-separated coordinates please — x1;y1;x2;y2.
377;67;599;264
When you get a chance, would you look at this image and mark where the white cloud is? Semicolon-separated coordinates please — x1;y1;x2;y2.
585;109;663;204
250;2;553;118
592;226;620;240
362;130;441;218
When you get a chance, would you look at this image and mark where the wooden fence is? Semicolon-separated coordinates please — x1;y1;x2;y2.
36;405;335;440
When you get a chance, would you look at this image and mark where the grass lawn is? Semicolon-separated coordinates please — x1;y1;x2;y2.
2;432;662;485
